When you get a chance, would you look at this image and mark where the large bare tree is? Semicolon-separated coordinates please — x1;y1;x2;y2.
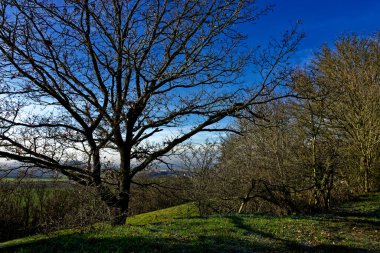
0;0;301;224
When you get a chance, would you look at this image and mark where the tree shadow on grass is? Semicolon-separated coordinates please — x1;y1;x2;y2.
309;195;380;228
1;213;375;253
333;194;380;219
332;210;380;220
290;213;380;229
227;215;370;253
0;233;279;253
0;225;371;253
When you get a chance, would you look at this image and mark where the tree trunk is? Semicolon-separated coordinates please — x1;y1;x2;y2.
311;137;321;209
111;145;132;225
96;185;130;225
111;183;131;225
361;156;370;193
364;166;369;193
238;180;256;214
111;203;129;225
323;171;334;211
238;200;247;214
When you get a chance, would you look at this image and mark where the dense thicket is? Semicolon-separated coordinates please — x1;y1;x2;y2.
183;34;380;215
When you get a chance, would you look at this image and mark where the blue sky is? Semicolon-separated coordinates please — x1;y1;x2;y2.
171;0;380;145
245;0;380;64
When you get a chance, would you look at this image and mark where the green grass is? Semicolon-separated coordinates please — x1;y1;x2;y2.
338;194;380;217
1;194;379;253
126;203;199;225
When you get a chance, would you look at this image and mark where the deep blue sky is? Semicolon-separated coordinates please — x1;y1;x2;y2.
245;0;380;64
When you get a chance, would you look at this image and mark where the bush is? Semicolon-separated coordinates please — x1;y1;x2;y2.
0;181;109;242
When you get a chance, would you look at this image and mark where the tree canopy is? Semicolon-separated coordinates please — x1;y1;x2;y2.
0;0;301;223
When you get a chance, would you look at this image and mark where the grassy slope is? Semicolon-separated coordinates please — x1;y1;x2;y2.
0;195;379;253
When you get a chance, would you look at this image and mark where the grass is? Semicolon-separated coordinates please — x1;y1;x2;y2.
337;194;380;217
126;203;199;225
0;194;379;253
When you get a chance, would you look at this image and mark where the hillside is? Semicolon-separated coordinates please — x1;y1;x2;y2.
0;194;379;253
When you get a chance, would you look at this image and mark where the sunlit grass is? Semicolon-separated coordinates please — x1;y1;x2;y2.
126;203;199;225
1;193;379;252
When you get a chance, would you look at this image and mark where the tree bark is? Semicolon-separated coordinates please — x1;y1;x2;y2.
364;166;369;193
111;197;130;226
361;156;370;193
238;200;247;214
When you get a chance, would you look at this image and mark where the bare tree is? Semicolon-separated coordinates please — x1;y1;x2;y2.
311;34;380;193
179;141;219;215
0;0;301;224
291;70;342;210
217;102;305;214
